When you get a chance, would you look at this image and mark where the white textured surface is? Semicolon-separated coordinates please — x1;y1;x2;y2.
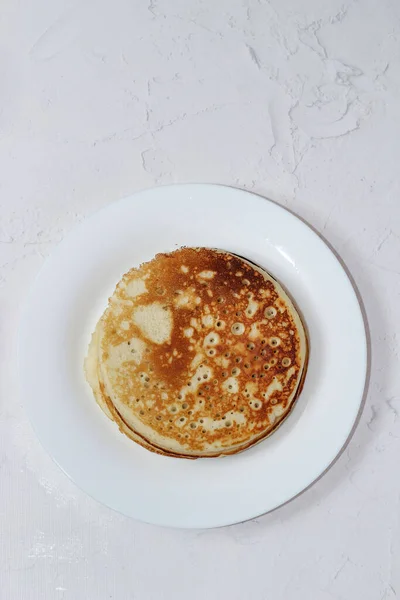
1;0;399;597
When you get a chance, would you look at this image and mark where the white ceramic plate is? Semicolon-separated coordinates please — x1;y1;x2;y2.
19;184;367;528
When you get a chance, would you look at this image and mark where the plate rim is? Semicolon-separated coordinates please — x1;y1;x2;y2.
19;184;368;528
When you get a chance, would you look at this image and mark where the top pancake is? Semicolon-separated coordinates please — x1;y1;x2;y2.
86;247;308;458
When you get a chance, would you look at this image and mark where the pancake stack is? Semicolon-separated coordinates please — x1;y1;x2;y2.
85;248;308;458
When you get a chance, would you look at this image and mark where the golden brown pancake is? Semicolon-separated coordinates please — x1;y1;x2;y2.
85;248;308;458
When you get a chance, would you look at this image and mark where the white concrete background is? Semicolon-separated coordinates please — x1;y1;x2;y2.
1;0;399;598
